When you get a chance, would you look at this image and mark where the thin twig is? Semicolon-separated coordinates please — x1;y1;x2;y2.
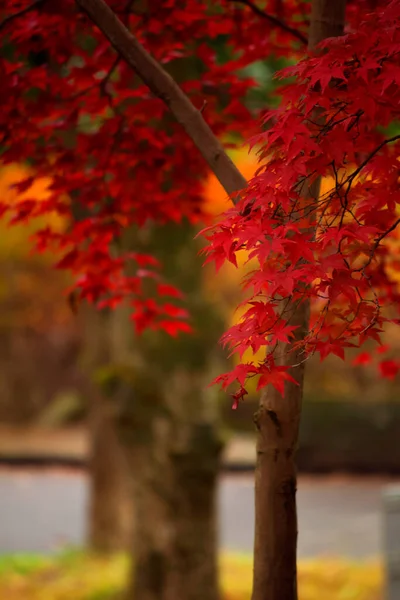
354;216;400;273
0;0;46;32
227;0;308;46
346;134;400;185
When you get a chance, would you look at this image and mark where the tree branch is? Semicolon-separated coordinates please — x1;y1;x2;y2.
227;0;308;46
0;0;46;32
74;0;247;201
346;134;400;185
354;216;400;273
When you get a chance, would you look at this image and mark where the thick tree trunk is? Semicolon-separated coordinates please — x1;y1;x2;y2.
120;401;221;600
251;3;346;600
114;364;222;600
111;221;225;600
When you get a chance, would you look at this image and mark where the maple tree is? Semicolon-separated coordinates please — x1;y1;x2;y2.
205;3;400;403
0;0;306;330
2;1;400;599
1;0;398;391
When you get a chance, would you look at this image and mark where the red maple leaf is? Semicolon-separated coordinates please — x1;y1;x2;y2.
379;360;399;381
352;352;372;366
257;366;299;396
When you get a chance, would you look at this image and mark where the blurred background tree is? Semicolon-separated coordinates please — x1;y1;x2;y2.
107;220;228;600
0;164;80;425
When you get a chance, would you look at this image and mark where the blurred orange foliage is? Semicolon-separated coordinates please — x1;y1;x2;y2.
0;164;71;331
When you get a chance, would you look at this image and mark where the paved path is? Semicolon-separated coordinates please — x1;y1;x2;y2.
221;475;388;558
0;468;394;558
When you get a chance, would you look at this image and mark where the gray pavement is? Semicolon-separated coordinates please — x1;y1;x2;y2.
221;475;386;557
0;468;393;558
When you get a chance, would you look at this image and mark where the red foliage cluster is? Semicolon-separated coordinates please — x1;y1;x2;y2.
0;0;308;329
204;0;400;400
1;0;400;396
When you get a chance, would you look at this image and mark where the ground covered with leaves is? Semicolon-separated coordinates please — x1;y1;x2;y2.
0;552;382;600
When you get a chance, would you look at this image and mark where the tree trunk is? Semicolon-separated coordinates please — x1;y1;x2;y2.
120;391;222;600
252;302;309;600
111;221;226;600
88;390;133;552
251;3;346;600
82;307;133;553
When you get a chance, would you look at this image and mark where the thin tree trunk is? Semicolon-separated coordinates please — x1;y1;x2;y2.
251;3;346;599
252;303;309;600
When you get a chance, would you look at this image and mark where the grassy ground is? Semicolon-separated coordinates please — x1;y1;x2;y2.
0;552;383;600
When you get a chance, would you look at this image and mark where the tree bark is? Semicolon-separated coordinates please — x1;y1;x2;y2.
82;307;133;553
251;2;346;600
252;302;308;600
119;387;222;600
88;389;133;553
